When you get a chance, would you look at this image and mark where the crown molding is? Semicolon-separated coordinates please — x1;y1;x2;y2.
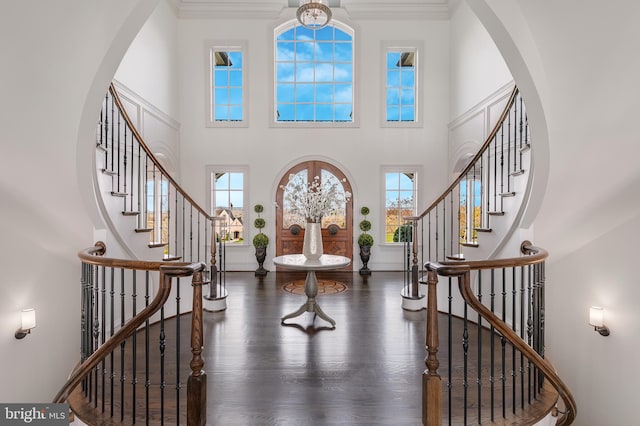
177;1;286;19
344;3;449;20
176;1;450;20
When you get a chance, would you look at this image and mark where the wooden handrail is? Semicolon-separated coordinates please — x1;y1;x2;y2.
425;242;577;425
54;244;205;405
416;86;519;221
108;84;212;220
78;241;192;270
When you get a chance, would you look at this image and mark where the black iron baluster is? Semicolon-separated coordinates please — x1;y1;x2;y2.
477;273;483;423
176;278;182;423
80;263;88;395
435;208;439;261
159;306;166;426
120;269;126;422
526;264;533;404
131;270;137;422
501;268;507;419
110;94;115;177
519;265;525;410
110;268;115;417
100;266;106;413
463;302;469;425
92;265;99;406
511;267;517;414
493;133;498;214
182;198;186;261
145;271;150;422
447;277;453;423
123;125;128;210
490;269;495;422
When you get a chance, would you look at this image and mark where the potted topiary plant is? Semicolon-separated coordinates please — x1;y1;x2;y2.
252;204;269;277
357;206;374;276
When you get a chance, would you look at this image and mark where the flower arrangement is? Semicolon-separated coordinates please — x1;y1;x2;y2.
281;174;352;223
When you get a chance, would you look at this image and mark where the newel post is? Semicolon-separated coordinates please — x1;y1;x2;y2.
187;270;206;426
422;269;442;425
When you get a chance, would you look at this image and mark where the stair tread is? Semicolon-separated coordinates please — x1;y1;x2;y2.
102;169;116;176
475;227;492;232
446;253;466;261
110;191;127;197
163;254;182;261
511;169;525;176
148;242;167;248
500;191;516;197
461;242;479;247
488;211;505;216
122;211;140;216
135;228;153;233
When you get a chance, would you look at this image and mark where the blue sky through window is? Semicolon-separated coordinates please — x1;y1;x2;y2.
275;23;353;122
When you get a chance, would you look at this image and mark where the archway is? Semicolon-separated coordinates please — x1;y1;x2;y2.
275;160;353;269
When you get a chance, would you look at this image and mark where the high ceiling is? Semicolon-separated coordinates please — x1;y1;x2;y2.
173;0;453;20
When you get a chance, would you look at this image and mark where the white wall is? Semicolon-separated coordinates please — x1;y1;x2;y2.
467;0;640;424
449;0;512;120
115;0;180;121
0;0;159;403
176;10;451;271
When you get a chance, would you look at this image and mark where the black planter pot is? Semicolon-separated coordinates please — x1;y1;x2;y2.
255;246;268;277
359;244;372;276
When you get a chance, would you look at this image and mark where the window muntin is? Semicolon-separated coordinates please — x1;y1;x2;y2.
382;42;422;127
274;22;354;123
210;169;246;244
459;178;482;243
146;175;169;245
207;41;248;127
384;171;417;243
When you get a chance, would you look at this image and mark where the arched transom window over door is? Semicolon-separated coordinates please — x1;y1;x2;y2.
276;161;353;269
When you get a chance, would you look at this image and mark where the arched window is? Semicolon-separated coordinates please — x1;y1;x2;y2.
274;21;354;124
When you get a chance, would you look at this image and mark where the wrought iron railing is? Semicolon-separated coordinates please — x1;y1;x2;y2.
97;84;226;304
421;242;576;425
54;243;207;425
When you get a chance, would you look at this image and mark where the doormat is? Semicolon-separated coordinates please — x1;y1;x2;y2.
282;280;347;295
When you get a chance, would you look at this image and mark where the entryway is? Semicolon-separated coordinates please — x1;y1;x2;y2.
275;160;353;269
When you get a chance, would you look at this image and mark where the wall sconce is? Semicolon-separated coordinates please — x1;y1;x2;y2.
15;308;36;339
589;306;610;336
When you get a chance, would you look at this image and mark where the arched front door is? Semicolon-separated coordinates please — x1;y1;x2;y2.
276;161;353;269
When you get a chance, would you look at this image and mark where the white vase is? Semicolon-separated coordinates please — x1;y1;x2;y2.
302;222;323;260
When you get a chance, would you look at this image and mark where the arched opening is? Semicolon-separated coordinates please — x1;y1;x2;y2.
275;160;353;269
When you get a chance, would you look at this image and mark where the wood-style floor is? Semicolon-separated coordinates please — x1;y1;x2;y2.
70;271;556;425
204;271;426;426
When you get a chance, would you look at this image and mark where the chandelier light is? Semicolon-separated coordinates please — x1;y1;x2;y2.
297;0;332;30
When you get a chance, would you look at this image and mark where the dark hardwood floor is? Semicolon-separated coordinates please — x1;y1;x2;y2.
203;271;426;426
70;271;556;425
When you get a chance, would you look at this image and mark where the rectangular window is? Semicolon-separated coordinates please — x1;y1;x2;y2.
382;42;422;127
208;167;247;244
206;41;248;127
383;169;417;243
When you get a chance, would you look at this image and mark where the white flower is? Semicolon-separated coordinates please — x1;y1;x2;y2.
280;174;352;224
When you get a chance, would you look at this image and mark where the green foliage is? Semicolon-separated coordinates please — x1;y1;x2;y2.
393;224;413;242
358;233;374;247
254;218;266;229
252;233;269;248
360;206;370;216
359;219;371;232
254;204;264;213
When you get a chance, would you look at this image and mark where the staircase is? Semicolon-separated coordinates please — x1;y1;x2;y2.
95;85;228;314
399;87;576;424
52;84;575;425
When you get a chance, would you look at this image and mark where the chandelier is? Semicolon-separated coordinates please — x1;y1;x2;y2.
296;0;332;30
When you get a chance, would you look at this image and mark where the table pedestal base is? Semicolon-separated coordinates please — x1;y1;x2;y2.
281;270;336;328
